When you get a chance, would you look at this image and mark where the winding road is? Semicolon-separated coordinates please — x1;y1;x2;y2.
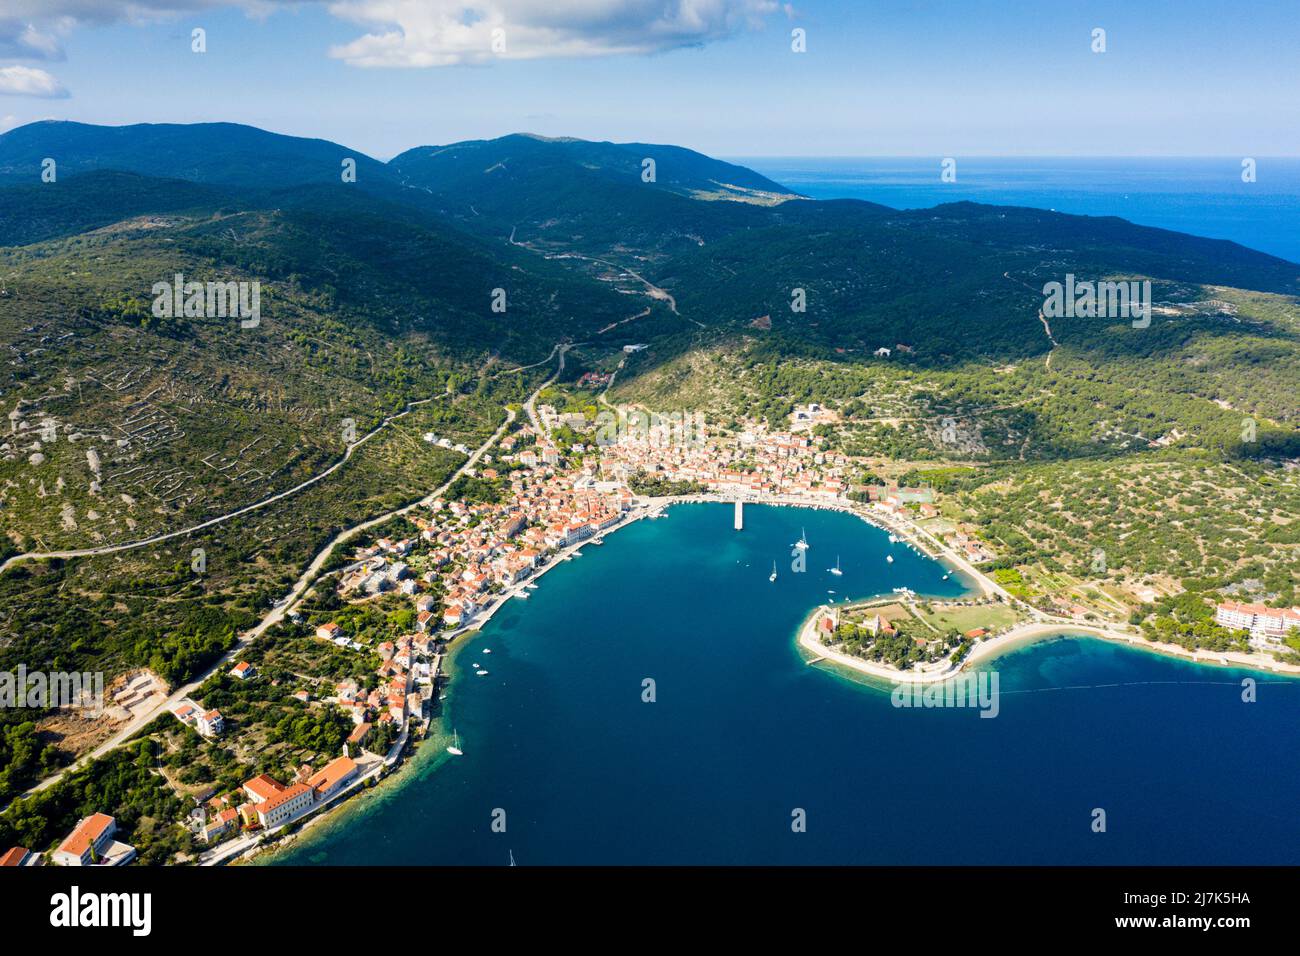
6;344;569;807
0;389;454;577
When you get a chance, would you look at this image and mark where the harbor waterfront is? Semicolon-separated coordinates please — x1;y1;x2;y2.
269;502;1300;866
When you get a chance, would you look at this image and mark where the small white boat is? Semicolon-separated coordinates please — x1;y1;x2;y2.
794;527;809;550
888;533;899;544
447;730;463;756
829;555;843;576
509;850;517;867
942;574;950;580
886;555;894;563
514;591;529;599
482;648;492;654
476;669;489;676
526;583;539;590
769;560;778;582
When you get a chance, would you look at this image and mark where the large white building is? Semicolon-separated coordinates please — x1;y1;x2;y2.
254;783;314;829
306;756;359;801
1215;601;1300;641
53;813;136;866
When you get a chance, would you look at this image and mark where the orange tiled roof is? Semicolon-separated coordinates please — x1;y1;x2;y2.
259;782;312;814
242;774;287;802
307;756;358;793
56;812;114;859
0;846;30;866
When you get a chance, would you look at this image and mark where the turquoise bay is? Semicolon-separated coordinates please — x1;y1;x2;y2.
273;503;1299;865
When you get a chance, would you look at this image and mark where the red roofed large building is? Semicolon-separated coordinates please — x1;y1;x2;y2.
242;774;287;804
255;783;314;829
306;755;359;801
1215;601;1300;640
53;813;135;867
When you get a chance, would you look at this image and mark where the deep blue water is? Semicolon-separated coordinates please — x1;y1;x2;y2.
273;503;1299;865
736;156;1300;264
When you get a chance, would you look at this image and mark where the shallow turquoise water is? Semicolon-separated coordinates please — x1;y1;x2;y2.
272;503;1299;865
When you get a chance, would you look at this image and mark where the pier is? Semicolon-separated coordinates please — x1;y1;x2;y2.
734;499;743;530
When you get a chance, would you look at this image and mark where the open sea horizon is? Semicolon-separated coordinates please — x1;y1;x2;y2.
734;156;1300;265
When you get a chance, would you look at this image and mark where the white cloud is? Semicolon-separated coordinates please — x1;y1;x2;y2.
0;1;777;72
325;0;779;68
0;20;68;60
0;4;296;71
0;114;18;132
0;65;70;98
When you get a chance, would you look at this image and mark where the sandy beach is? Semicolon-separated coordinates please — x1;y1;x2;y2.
797;607;1300;685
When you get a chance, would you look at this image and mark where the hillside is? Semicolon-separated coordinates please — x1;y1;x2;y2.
0;120;1297;808
0;120;397;188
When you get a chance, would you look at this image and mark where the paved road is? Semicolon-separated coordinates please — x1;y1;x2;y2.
0;389;452;576
523;343;569;437
7;346;566;806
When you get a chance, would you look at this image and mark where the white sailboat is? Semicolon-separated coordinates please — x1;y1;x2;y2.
769;561;778;582
886;554;894;563
829;555;843;576
446;730;463;756
795;527;809;550
509;849;517;867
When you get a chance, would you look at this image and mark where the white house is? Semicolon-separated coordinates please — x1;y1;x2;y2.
53;813;136;867
196;709;224;737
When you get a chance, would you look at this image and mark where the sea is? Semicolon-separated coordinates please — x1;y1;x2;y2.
270;503;1299;866
736;156;1300;264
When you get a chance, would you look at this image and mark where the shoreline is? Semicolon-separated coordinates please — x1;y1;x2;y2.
797;606;1300;685
666;492;1000;599
241;493;1300;863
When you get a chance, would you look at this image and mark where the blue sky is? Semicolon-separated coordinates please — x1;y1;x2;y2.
1;1;1297;159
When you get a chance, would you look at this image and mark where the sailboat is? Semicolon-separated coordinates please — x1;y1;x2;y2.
886;554;894;563
795;527;809;550
446;730;463;756
829;555;843;576
509;849;517;867
769;561;778;582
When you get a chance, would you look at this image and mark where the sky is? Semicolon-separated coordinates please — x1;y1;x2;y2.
0;1;1297;159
